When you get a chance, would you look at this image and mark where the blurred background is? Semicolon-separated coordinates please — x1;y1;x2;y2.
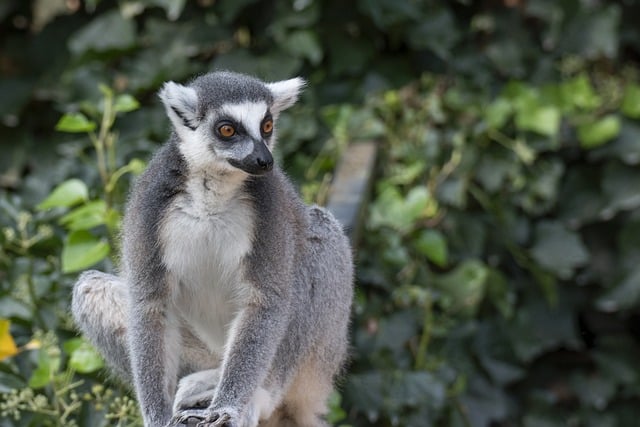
2;0;640;426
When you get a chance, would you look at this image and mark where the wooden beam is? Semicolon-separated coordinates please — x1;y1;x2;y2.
326;141;378;248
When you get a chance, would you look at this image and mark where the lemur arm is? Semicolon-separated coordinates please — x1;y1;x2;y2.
128;269;181;427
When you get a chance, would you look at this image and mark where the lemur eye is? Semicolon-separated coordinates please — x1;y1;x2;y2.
262;119;273;135
218;124;236;138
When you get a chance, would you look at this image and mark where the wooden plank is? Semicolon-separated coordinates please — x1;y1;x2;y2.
326;141;378;247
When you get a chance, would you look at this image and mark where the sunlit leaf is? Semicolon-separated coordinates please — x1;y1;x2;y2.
61;230;110;273
114;94;140;113
621;83;640;119
59;200;107;231
414;229;448;267
55;112;96;133
37;179;89;210
65;338;105;374
578;115;621;149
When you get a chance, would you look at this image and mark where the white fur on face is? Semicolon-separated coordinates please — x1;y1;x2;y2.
220;102;269;142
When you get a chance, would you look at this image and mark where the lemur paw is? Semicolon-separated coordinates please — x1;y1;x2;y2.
196;407;239;427
167;408;208;427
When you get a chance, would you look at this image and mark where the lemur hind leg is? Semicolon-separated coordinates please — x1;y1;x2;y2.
72;270;216;384
71;270;132;381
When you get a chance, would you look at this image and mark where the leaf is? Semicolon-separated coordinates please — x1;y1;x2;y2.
561;74;601;112
282;30;323;65
485;97;513;130
61;230;110;273
59;200;107;231
414;229;448;267
530;221;589;279
369;185;432;233
621;83;640;119
578;115;621;149
0;319;18;361
68;10;136;55
596;267;640;312
515;104;561;137
55;112;97;133
29;348;61;388
114;94;140;113
65;338;105;374
37;179;89;210
433;259;489;316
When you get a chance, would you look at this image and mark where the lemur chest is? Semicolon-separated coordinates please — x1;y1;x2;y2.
159;177;255;350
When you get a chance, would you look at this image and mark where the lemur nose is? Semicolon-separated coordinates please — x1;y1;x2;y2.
257;157;273;171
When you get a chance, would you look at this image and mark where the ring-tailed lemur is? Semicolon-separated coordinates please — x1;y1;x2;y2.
71;71;354;427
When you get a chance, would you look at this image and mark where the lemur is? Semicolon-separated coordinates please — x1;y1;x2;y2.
71;71;354;427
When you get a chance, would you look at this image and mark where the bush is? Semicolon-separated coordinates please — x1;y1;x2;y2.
1;1;640;426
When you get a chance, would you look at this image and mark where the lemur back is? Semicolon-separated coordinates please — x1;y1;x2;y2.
71;71;353;427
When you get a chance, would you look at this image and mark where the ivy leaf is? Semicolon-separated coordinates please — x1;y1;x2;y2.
37;179;89;210
515;104;561;137
433;259;489;316
414;229;448;267
530;221;589;280
61;230;110;273
68;10;136;55
55;112;96;133
578;115;621;149
621;83;640;119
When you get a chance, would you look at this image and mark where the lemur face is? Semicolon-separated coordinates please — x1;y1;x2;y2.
158;71;305;175
203;101;274;175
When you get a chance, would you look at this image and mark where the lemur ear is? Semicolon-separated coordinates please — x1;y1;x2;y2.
266;77;306;115
159;81;199;132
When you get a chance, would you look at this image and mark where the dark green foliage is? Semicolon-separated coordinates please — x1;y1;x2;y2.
2;0;640;426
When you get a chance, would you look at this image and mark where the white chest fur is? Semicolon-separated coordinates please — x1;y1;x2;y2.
159;171;255;352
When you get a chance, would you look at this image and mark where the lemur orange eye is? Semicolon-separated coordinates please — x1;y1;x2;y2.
262;119;273;135
218;124;236;138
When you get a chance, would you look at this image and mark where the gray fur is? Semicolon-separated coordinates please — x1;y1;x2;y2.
71;71;353;427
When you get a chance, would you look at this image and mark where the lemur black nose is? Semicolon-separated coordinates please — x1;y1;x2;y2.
257;157;273;171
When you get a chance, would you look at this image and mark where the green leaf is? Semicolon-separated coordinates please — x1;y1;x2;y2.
433;259;489;316
369;185;432;233
68;10;136;55
55;112;97;133
282;30;323;65
28;349;60;388
414;229;448;267
621;83;640;119
61;230;110;273
596;267;640;312
530;221;589;279
59;200;107;231
37;179;89;210
515;104;561;137
578;115;621;149
485;97;513;129
561;74;601;111
114;94;140;113
66;339;105;374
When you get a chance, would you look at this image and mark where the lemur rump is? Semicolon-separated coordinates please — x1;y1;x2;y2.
71;71;354;427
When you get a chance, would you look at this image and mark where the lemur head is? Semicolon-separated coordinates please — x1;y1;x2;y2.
159;71;305;175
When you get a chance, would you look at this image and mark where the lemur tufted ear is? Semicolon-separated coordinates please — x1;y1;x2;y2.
159;81;199;133
266;77;306;115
